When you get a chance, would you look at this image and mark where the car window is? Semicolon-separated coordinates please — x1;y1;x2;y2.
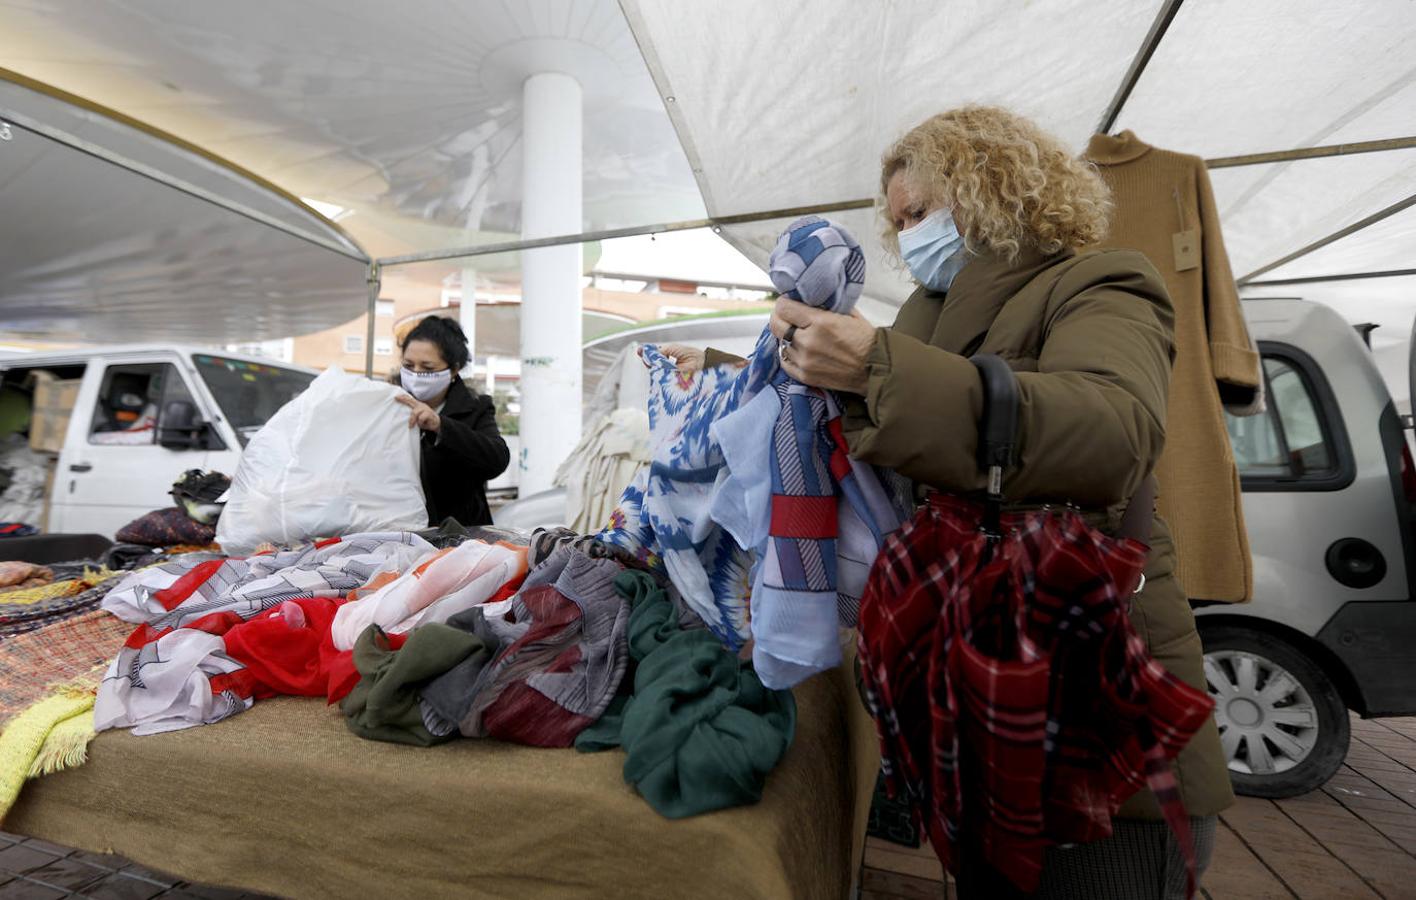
193;355;314;444
1227;355;1337;481
1265;358;1332;474
89;363;194;446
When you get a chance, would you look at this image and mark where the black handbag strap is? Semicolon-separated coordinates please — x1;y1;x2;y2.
971;354;1019;477
1118;475;1157;544
970;354;1018;537
969;353;1155;544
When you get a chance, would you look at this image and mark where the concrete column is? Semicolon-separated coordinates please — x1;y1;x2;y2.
460;266;477;379
517;71;582;495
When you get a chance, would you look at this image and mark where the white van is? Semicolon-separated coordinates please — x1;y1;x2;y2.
0;345;315;537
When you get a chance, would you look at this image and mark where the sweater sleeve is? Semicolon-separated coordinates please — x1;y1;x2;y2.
842;252;1176;507
1196;160;1262;403
431;396;510;481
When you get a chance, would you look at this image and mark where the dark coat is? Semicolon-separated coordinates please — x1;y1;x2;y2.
420;378;509;527
842;246;1232;820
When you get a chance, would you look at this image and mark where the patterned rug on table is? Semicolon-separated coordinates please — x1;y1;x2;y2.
0;607;135;822
0;572;123;639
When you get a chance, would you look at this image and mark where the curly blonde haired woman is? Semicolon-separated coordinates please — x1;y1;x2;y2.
673;107;1231;898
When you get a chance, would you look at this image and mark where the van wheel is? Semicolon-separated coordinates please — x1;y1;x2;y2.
1201;626;1350;798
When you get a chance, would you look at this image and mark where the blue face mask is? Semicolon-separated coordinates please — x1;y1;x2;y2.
898;209;969;293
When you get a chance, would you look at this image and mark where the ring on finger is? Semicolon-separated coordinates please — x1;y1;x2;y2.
782;324;799;346
777;340;791;367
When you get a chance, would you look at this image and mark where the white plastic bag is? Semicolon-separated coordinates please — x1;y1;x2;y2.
216;367;428;554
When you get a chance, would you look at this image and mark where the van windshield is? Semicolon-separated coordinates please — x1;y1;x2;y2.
192;355;314;444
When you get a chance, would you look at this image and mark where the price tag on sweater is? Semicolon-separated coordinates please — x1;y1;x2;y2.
1172;229;1200;272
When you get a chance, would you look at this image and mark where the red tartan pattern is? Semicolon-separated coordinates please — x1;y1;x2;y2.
856;494;1214;895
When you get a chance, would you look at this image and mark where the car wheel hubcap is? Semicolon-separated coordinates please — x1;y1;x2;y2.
1204;649;1320;776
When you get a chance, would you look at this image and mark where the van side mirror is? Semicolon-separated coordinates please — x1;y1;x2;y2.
158;400;210;450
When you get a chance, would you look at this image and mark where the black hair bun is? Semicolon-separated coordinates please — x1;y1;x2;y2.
403;314;471;371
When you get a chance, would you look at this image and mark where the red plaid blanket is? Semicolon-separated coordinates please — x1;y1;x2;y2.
857;494;1213;894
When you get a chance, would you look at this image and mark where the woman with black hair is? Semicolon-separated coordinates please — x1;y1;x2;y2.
395;315;509;526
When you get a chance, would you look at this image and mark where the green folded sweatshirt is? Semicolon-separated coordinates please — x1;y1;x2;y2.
576;570;797;818
342;623;484;747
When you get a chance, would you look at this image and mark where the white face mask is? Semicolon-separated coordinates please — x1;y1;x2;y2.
898;208;970;293
400;367;452;403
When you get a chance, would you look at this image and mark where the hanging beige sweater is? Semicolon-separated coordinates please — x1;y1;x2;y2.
1085;130;1261;603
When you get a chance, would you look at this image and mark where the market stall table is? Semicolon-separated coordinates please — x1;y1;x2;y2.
6;657;877;900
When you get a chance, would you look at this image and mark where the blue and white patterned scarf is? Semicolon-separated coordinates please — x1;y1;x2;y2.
598;217;908;684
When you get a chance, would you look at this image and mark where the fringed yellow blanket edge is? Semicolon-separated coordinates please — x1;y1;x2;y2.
0;688;97;821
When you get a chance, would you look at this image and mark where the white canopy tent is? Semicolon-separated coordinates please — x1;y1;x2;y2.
1;0;1413;411
0;74;370;341
621;0;1416;322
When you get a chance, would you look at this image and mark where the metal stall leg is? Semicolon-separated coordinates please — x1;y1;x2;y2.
365;261;380;378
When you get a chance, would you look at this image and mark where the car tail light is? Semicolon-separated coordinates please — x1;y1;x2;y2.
1402;442;1416;505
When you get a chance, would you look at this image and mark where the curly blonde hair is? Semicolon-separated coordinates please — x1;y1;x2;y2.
880;106;1110;263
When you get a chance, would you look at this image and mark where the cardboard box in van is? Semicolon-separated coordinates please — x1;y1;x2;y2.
27;370;81;455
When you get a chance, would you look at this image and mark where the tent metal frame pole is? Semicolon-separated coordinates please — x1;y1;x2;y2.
375;198;875;268
0;107;369;263
1094;0;1185;135
364;262;380;378
1239;191;1416;284
1208;136;1416;169
1245;267;1416;287
376;133;1416;272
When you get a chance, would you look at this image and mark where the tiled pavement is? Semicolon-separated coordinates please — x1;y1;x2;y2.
3;715;1413;899
0;833;274;900
863;714;1416;900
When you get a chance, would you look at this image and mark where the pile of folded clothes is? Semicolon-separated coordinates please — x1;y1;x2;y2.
87;521;799;819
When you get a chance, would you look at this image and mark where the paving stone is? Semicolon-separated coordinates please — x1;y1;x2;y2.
0;845;60;876
70;850;126;872
1245;847;1380;899
118;864;178;888
1221;799;1325;854
0;879;66;900
1335;803;1416;828
173;885;248;900
81;873;169;900
19;855;108;892
1279;802;1398;851
864;844;945;881
12;842;68;860
1327;842;1416;897
860;866;941;900
1367;821;1416;852
1201;823;1294;900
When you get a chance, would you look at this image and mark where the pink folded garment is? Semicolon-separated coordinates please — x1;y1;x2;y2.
329;541;528;651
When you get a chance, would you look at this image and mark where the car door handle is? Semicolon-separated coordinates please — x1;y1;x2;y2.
68;463;93;473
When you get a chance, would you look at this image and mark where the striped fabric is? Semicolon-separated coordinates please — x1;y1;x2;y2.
598;216;905;678
0;572;124;639
767;215;866;314
856;494;1213;896
721;216;906;689
96;533;434;735
453;547;631;747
